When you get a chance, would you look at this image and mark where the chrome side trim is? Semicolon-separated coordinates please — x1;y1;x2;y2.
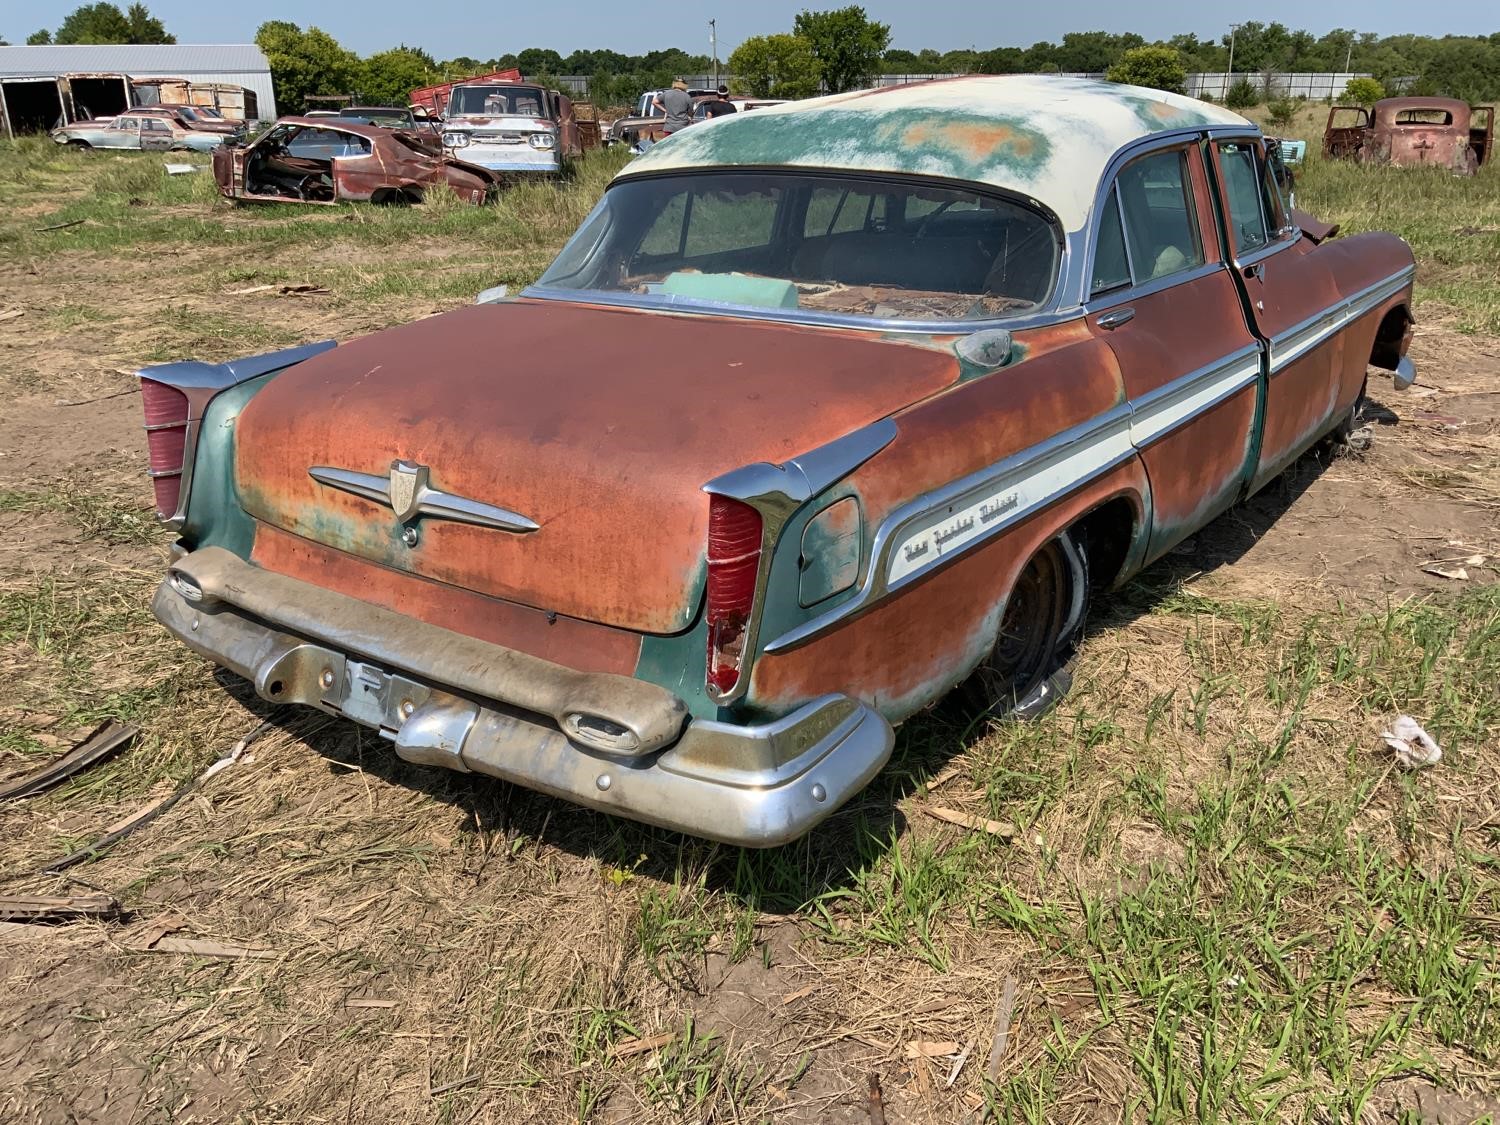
701;418;898;704
308;464;540;533
1084;261;1224;313
765;406;1134;653
1128;346;1262;449
138;340;337;531
1268;264;1415;375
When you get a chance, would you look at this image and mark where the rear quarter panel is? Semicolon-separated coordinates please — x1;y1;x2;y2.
745;320;1147;722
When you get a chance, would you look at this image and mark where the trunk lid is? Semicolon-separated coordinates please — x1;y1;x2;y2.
233;299;957;633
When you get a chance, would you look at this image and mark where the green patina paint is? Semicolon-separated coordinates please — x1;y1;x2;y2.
180;374;268;559
633;555;717;720
797;496;861;608
1114;90;1224;135
644;106;1053;185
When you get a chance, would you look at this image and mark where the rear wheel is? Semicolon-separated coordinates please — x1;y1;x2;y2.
960;532;1089;720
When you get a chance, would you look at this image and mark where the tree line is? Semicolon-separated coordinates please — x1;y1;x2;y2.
6;4;1498;110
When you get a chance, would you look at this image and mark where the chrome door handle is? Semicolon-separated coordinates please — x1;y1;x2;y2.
1097;307;1135;330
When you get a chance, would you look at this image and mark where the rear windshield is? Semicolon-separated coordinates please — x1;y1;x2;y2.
536;171;1060;323
447;86;547;117
1393;108;1453;126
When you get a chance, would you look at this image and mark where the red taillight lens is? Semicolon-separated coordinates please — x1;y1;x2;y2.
141;379;189;520
705;494;763;696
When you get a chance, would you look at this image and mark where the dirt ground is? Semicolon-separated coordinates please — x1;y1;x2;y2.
1;221;1498;1123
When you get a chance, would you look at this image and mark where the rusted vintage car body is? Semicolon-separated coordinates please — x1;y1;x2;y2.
140;78;1417;845
1325;96;1494;173
211;117;500;205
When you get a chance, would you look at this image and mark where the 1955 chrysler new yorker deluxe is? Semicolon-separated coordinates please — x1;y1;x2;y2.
140;78;1418;846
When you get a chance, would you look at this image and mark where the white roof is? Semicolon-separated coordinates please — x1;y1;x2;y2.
0;43;270;76
621;76;1253;230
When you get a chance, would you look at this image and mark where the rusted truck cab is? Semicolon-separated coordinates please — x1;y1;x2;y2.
439;81;595;175
1325;96;1493;173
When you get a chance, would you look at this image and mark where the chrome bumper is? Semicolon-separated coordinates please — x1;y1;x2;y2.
153;548;893;846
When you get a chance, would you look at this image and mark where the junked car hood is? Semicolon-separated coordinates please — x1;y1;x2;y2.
233;299;958;633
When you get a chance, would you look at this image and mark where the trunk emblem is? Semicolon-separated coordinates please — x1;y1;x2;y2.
308;461;541;534
389;460;426;522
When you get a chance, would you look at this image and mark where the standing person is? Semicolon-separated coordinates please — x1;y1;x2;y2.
652;79;693;136
701;85;737;118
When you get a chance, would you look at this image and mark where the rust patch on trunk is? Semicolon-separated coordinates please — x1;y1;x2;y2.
251;525;643;675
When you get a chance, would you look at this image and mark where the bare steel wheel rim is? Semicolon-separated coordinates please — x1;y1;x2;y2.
972;539;1071;714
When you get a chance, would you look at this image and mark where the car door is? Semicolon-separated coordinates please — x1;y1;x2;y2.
1085;141;1262;562
99;116;137;150
140;118;174;151
1324;107;1369;158
1210;138;1346;490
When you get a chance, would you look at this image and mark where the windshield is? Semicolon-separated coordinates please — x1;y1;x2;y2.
197;106;225;119
536;172;1060;323
341;109;413;128
447;86;547;117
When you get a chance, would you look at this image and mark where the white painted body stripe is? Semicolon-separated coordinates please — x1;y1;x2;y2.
1128;348;1261;448
886;414;1135;587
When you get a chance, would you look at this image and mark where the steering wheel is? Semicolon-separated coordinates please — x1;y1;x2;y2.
911;201;958;240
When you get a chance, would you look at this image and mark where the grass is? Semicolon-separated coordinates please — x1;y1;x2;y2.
0;122;1497;1123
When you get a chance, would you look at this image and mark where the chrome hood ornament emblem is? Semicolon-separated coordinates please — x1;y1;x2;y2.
309;460;540;534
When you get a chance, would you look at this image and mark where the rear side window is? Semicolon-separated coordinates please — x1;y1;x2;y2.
1217;142;1268;256
1091;190;1131;293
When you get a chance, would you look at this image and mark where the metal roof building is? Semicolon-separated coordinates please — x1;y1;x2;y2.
0;43;275;119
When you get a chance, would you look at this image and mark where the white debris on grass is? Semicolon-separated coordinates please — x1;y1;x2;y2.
1382;716;1443;769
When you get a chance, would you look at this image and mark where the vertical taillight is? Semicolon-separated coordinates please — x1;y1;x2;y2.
706;494;763;697
141;378;189;520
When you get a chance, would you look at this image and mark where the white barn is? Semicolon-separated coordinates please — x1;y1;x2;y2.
0;43;275;134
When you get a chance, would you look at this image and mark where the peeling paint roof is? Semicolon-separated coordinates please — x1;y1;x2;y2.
618;76;1253;231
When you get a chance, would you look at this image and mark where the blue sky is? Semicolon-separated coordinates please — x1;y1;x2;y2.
9;0;1497;59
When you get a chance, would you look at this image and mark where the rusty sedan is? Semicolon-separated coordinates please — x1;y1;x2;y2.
212;117;500;205
139;77;1418;846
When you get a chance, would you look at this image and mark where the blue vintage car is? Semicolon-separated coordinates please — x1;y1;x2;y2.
51;112;225;153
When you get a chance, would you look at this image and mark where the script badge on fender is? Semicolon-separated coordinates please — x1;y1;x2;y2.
388;460;431;523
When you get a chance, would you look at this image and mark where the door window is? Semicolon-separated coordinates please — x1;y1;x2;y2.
1217;142;1269;256
1090;148;1202;295
1115;150;1203;281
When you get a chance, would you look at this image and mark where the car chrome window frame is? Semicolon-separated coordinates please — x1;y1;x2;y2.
1205;129;1303;273
1082;130;1216;308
